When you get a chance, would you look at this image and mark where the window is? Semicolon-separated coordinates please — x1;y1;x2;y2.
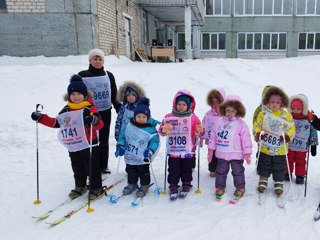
238;32;287;51
206;0;230;15
296;0;320;15
0;0;6;9
234;0;293;15
201;33;226;50
177;33;193;50
299;33;320;50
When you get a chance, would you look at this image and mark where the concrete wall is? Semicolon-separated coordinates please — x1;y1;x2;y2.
0;0;97;57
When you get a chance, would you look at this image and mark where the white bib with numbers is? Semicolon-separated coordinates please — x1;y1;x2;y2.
56;109;90;152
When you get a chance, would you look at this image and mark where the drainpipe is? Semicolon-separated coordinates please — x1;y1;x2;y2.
116;0;119;52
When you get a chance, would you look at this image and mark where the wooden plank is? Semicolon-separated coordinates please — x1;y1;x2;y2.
135;48;150;62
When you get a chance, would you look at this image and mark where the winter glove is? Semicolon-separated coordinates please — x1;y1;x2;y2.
208;149;214;163
311;145;317;157
83;108;98;125
143;149;154;161
255;132;266;142
31;112;42;121
279;135;290;144
244;154;251;165
196;124;204;134
161;123;173;135
115;145;125;157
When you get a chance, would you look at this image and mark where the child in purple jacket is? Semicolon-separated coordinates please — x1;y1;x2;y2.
208;95;252;199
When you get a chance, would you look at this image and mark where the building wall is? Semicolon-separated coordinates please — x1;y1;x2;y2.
203;16;320;58
6;0;45;13
97;0;141;60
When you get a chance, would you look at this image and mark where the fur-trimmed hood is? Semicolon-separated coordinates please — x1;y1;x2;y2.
218;95;246;118
206;88;226;106
262;86;289;108
172;89;196;113
117;81;145;103
288;94;309;115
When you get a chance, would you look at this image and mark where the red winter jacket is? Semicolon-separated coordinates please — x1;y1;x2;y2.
38;103;104;143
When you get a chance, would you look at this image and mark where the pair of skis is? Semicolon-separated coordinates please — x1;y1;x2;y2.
33;179;124;225
215;194;242;204
258;191;285;208
108;183;156;207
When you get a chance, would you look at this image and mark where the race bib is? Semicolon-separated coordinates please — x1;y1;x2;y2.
289;119;310;151
215;119;242;153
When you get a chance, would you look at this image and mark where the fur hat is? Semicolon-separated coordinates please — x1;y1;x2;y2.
117;81;145;102
262;86;289;108
206;88;226;106
218;95;246;118
288;94;309;115
134;98;151;120
88;48;105;61
67;75;88;97
176;95;191;109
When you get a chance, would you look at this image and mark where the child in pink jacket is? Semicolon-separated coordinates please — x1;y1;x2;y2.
201;88;226;177
208;95;252;199
159;90;203;200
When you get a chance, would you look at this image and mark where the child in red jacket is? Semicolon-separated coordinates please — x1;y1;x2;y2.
31;75;104;200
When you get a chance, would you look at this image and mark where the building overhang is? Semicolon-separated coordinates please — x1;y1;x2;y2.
132;0;205;26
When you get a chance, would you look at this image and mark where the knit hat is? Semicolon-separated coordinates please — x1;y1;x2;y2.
176;95;191;109
88;48;105;61
67;75;88;97
125;86;138;97
134;98;151;120
291;99;303;110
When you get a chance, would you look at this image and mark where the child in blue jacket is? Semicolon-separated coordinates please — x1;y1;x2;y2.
115;98;160;197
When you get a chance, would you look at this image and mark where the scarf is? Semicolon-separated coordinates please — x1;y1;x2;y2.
67;101;91;110
171;109;192;117
89;64;106;76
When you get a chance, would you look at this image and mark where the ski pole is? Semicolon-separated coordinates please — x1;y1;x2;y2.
107;155;122;202
33;104;43;205
195;136;201;194
161;136;169;195
304;144;311;198
283;133;293;194
148;160;162;194
255;131;264;174
87;115;94;213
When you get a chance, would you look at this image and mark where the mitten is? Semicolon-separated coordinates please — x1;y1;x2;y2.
280;135;290;144
196;124;203;134
115;145;125;157
208;149;214;163
162;123;173;134
31;112;42;121
244;154;251;165
311;145;317;157
308;111;315;122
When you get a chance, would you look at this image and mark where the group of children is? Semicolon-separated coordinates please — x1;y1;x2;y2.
31;48;320;202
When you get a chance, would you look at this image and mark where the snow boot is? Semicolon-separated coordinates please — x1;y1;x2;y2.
179;183;192;198
68;186;87;200
89;188;104;200
234;188;245;198
295;176;305;184
257;176;268;193
274;182;284;196
209;171;216;177
136;185;149;197
215;187;225;196
122;184;138;195
169;185;179;201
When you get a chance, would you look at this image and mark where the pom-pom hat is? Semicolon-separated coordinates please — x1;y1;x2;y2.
67;75;88;97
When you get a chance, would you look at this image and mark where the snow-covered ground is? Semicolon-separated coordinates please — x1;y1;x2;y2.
1;55;320;240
